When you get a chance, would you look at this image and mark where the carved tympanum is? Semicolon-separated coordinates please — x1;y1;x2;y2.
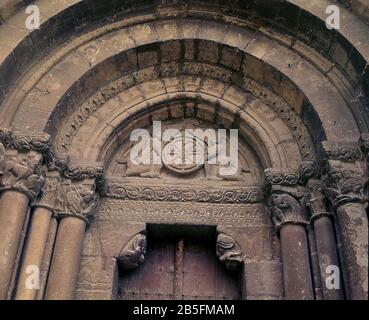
216;233;243;270
0;151;44;200
270;192;308;230
55;184;98;222
118;233;147;270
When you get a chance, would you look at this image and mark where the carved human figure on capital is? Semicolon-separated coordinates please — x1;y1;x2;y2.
0;151;44;199
55;184;98;221
270;192;308;229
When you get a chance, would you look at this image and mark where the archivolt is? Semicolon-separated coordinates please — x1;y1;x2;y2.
0;4;367;171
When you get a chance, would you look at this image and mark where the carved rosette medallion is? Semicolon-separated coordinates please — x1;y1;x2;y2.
216;233;243;270
55;183;99;223
118;233;147;270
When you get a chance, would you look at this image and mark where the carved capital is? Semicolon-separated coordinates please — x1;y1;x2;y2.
325;165;368;209
0;150;44;200
117;233;147;270
55;182;98;223
270;191;308;230
321;141;363;162
216;233;243;270
32;172;60;212
307;180;333;221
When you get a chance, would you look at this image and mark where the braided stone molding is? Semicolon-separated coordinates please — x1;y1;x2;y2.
0;127;52;158
321;141;363;162
0;127;104;185
104;182;264;204
263;161;316;191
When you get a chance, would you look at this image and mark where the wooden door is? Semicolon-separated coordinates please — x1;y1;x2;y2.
117;237;241;300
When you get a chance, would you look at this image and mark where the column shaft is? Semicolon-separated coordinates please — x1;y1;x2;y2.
36;217;58;300
336;203;368;300
313;215;344;300
280;224;314;300
0;191;29;299
45;217;86;300
15;207;53;300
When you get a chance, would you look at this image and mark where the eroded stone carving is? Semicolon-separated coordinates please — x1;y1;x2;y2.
270;192;308;230
118;233;147;270
105;183;263;204
55;183;98;223
216;233;243;270
98;199;266;226
307;180;333;221
325;166;368;209
55;63;315;162
321;141;363;162
0;128;52;160
32;174;59;211
264;168;299;187
0;151;44;200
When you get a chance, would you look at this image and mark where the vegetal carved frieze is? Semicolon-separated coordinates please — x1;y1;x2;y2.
105;183;263;204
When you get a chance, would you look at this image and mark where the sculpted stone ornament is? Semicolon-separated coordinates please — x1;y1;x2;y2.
270;192;308;230
264;168;299;187
118;233;147;270
55;183;98;223
32;174;59;211
307;180;333;221
324;167;368;209
0;151;44;200
216;233;243;270
321;141;363;162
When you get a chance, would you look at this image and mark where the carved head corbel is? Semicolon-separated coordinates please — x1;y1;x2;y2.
117;232;147;270
216;232;243;270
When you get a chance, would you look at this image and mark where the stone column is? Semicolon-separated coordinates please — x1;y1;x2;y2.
270;187;314;300
325;165;368;300
45;182;98;300
0;147;44;299
307;180;344;300
15;172;59;300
